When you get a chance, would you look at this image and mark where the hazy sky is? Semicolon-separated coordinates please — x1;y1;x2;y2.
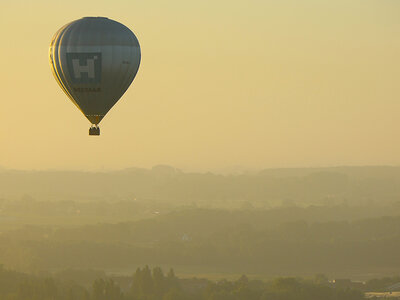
0;0;399;171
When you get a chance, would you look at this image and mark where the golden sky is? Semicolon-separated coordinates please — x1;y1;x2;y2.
0;0;399;171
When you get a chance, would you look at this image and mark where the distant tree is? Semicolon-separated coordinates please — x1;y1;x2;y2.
92;278;122;300
152;267;165;297
140;265;153;295
166;268;179;290
129;266;156;299
92;278;107;300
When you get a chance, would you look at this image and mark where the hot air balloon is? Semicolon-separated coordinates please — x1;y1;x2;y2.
49;17;141;135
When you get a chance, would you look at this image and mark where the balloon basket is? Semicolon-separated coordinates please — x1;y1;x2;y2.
89;125;100;136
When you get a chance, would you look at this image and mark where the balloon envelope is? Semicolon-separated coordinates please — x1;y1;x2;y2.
49;17;141;124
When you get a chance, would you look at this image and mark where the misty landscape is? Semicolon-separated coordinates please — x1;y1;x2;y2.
2;0;400;298
1;166;400;299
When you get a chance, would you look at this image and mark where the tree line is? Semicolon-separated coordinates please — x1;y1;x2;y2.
0;265;367;300
3;209;400;275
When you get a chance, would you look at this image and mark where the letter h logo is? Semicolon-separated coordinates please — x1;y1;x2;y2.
66;52;102;84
